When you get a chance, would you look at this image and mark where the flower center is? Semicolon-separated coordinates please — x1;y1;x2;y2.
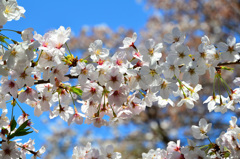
97;59;104;65
200;52;206;58
95;49;101;55
148;49;154;56
149;69;157;76
10;49;17;56
4;148;11;155
200;128;206;134
20;71;28;79
188;68;195;75
81;68;88;75
228;46;234;53
4;6;11;14
90;87;96;94
169;65;175;71
161;81;167;89
178;52;185;58
113;90;119;96
111;76;118;83
55;43;63;49
8;81;15;88
116;59;123;66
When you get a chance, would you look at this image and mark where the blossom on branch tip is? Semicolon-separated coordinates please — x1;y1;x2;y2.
119;32;137;49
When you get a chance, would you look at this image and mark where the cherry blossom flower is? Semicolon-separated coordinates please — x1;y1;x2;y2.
119;32;137;49
48;26;71;55
67;112;84;126
72;142;92;159
21;28;34;41
126;69;148;90
218;36;240;62
167;140;183;159
2;44;28;69
31;146;45;159
204;95;234;113
181;139;206;159
127;92;146;115
111;51;129;73
152;79;178;99
161;55;180;78
0;0;25;26
0;109;9;128
89;149;101;158
163;27;185;44
38;88;53;112
158;96;174;108
169;44;191;66
70;61;96;85
141;39;163;65
81;82;103;103
18;87;38;103
49;63;69;84
191;118;212;139
105;67;123;90
140;63;162;86
100;145;122;159
1;79;18;98
13;67;34;88
18;139;35;159
50;104;74;122
0;88;11;109
17;112;29;125
0;141;20;159
88;39;109;62
25;99;43;117
177;97;196;109
142;148;167;159
108;85;129;107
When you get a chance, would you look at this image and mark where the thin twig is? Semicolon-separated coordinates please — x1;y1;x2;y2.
217;60;240;66
34;74;78;85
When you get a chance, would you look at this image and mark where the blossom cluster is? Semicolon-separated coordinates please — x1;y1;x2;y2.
72;142;121;159
0;0;25;26
1;0;240;158
0;139;45;159
71;117;240;159
142;116;240;159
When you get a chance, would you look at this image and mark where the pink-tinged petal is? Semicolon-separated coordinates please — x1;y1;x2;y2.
67;114;74;126
163;33;174;44
18;92;27;103
217;42;228;52
206;123;212;132
227;36;236;47
132;32;137;42
199;118;207;127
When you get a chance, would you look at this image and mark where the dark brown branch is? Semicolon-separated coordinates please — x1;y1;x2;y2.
217;59;240;66
34;60;240;85
34;74;78;85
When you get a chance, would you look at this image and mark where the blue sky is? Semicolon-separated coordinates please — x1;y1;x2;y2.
2;0;152;158
5;0;151;36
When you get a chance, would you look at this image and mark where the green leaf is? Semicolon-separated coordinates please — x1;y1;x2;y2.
8;120;30;139
15;120;29;132
10;117;17;132
14;130;33;137
8;129;33;139
70;86;82;96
